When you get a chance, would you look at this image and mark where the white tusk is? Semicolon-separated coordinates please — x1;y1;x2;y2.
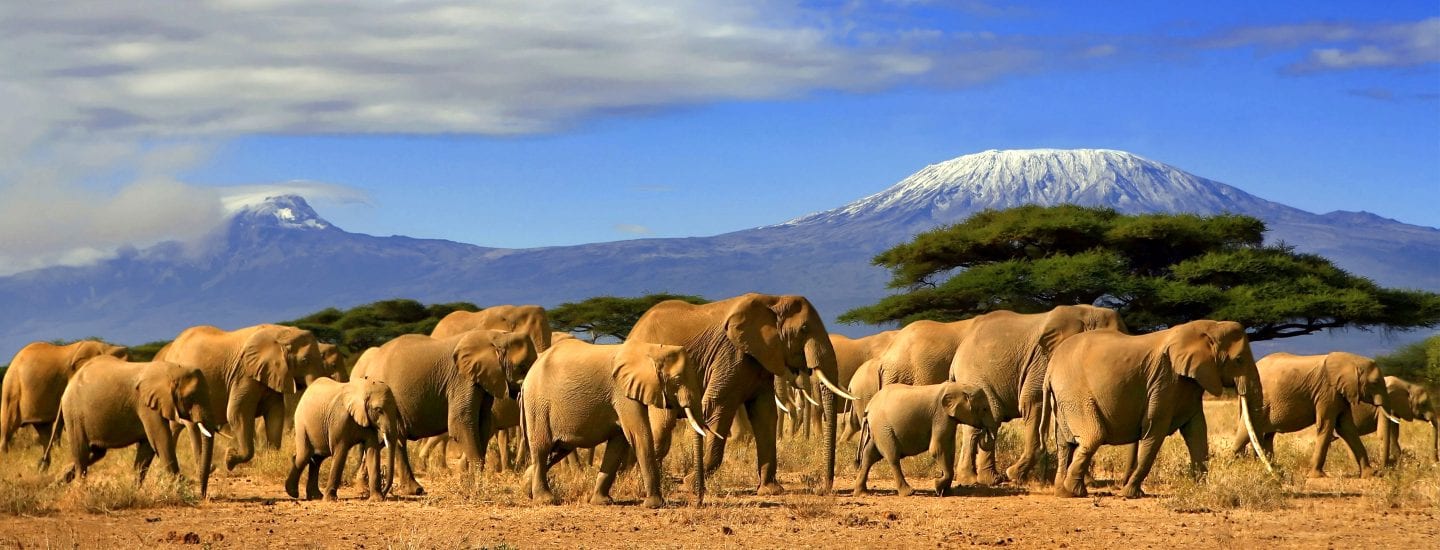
1382;408;1403;424
381;434;389;448
816;370;858;401
197;422;214;439
799;388;821;407
708;427;726;441
1239;395;1274;473
683;408;707;438
773;395;791;413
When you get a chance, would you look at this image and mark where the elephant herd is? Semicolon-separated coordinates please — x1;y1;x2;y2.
1;296;1436;509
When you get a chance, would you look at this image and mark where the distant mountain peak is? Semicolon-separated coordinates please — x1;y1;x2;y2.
226;194;333;231
781;148;1293;227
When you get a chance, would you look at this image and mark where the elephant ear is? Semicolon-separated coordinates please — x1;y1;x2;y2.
241;330;296;395
346;382;372;428
940;383;971;421
1165;324;1224;397
1327;353;1365;405
613;345;668;408
725;296;789;379
136;365;180;421
1038;308;1088;355
454;332;507;398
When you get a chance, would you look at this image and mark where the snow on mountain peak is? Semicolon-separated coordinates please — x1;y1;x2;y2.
226;194;332;230
783;148;1284;227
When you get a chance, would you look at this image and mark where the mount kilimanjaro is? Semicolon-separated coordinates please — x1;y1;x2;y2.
2;149;1436;359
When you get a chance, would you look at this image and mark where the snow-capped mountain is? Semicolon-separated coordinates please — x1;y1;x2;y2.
786;149;1295;227
1;149;1435;359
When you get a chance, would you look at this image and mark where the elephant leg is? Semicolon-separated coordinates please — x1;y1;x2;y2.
498;429;512;472
31;422;53;444
1114;442;1137;487
1335;414;1372;477
853;434;880;496
1309;417;1337;478
0;391;18;452
391;439;424;496
956;425;980;485
1056;439;1098;498
617;400;663;508
744;396;784;496
141;413;181;477
285;447;308;499
974;427;1003;485
885;447;912;497
1007;400;1045;482
591;432;630;505
529;438;559;505
1229;420;1252;457
1179;414;1209;478
1053;440;1076;491
1121;435;1166;499
133;441;156;484
366;442;383;502
260;397;285;450
449;396;490;472
306;455;322;500
325;443;350;501
934;424;957;496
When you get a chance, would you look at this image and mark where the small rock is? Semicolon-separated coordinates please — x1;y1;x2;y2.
182;532;201;544
722;526;734;536
144;517;161;523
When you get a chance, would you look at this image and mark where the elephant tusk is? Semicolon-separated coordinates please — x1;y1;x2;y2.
381;433;389;448
816;370;857;401
707;426;726;441
683;408;707;438
773;395;791;413
799;388;821;407
1382;408;1403;424
1239;395;1274;473
197;422;214;439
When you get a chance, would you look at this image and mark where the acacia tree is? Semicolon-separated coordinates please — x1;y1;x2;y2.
841;205;1440;341
550;293;710;343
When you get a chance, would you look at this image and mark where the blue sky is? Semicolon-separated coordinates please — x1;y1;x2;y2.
1;1;1437;270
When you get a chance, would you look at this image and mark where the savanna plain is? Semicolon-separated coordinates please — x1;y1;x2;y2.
0;401;1435;549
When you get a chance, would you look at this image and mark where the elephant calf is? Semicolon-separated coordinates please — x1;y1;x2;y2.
521;339;717;508
40;357;215;492
853;382;996;497
286;378;402;501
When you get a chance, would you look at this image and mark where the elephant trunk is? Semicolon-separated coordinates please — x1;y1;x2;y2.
382;440;397;497
199;428;214;498
1236;376;1273;472
822;385;836;494
692;428;705;508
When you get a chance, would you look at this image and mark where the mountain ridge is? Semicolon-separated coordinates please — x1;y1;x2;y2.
1;148;1435;360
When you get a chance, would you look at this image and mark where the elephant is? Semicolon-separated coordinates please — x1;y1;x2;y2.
873;320;975;387
1;340;128;451
853;382;997;497
831;331;898;390
39;357;215;492
155;324;324;496
286;378;402;501
1351;376;1438;465
1048;320;1268;499
629;293;855;495
521;339;719;508
349;329;535;495
950;305;1126;485
1229;352;1388;478
843;359;883;443
415;394;522;472
551;332;576;344
432;305;554;353
267;341;349;446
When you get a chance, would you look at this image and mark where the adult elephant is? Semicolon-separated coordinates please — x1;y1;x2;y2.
156;324;323;494
1351;376;1438;465
951;305;1125;485
266;342;350;446
873;320;974;387
1049;320;1269;499
630;293;855;495
350;329;535;495
831;331;897;389
432;305;553;353
1;340;129;451
1229;352;1388;478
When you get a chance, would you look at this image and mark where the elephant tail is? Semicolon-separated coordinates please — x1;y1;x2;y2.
856;415;871;468
38;406;62;471
1040;370;1055;457
515;388;528;463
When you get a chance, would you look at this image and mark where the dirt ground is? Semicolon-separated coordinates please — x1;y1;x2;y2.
1;468;1435;549
2;399;1438;549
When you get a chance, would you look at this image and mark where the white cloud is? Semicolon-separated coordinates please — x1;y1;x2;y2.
613;223;653;235
1199;17;1440;74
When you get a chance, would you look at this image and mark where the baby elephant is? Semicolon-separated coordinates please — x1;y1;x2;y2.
286;378;402;501
854;382;996;497
40;357;215;492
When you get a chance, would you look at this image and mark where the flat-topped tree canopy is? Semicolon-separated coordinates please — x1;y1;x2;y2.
842;205;1440;342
